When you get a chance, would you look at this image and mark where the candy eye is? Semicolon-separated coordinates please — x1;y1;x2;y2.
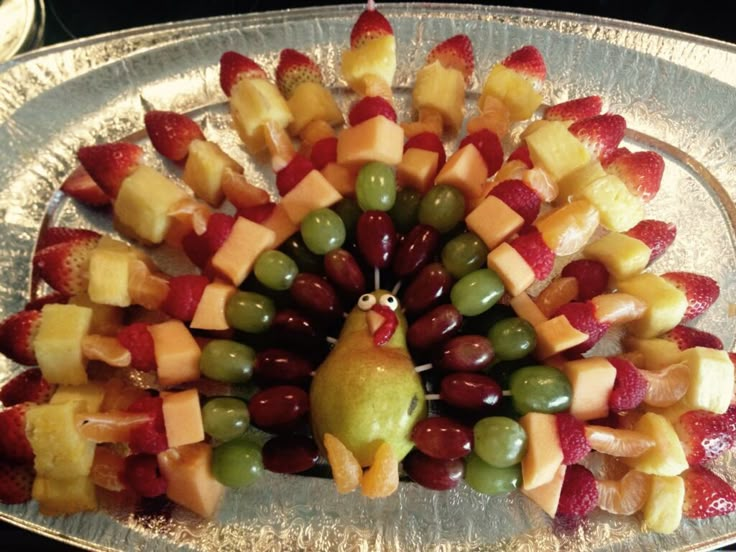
379;294;399;311
358;294;377;311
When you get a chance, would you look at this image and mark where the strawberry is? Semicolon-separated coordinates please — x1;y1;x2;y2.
404;132;446;169
554;301;610;356
0;310;41;366
677;405;736;465
0;461;33;504
60;165;111;207
127;396;168;455
556;464;598;518
682;466;736;519
239;202;276;224
310;137;338;170
348;96;397;126
0;403;34;463
181;231;210;269
117;323;156;372
544;96;603;123
144;110;205;162
161;275;209;322
459;129;503;176
24;292;69;311
0;368;53;407
201;213;236;256
608;357;647;412
276;49;322;99
426;34;474;85
555;413;590;464
219;51;267;97
124;454;167;498
36;227;101;250
507;144;533;168
489;179;540;226
77;142;143;197
276;154;314;195
350;8;393;49
624;219;676;264
501;45;546;86
604;147;631;165
604;149;664;202
568;114;626;161
662;325;723;351
509;229;554;280
560;259;609;301
661;272;720;322
33;235;99;296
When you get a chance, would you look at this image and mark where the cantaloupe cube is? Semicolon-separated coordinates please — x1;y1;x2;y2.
68;293;123;336
211;216;276;286
336;115;404;169
680;347;733;414
261;203;299;249
34;304;93;385
466;195;525;250
486;243;535;297
148;320;201;387
321;162;357;197
510;292;548;327
625;412;687;476
435;144;489;201
87;247;132;307
397;148;439;193
579;175;644;232
287;82;343;136
563;357;617;420
183;140;242;206
622;336;682;371
617;274;688;338
534;315;588;359
280;169;343;225
32;475;97;516
519;412;563;490
230;78;293;154
190;281;236;331
162;389;205;448
413;60;465;132
525;121;591;182
522;464;566;517
50;383;105;413
341;35;396;94
479;64;543;121
114;166;188;244
584;232;651;280
643;475;684;534
158;443;225;518
556;160;606;202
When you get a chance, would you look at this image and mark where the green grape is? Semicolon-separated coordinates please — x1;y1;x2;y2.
280;235;323;274
199;340;255;383
202;397;250;442
225;291;275;334
464;453;521;495
355;162;397;211
450;268;505;316
509;365;572;414
389;187;422;233
300;208;346;255
441;232;489;279
473;416;527;468
212;438;263;488
417;184;465;233
488;317;537;361
332;197;362;241
254;250;298;291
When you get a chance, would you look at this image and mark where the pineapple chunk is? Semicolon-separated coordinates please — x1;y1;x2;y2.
525;121;591;182
25;401;96;479
341;35;396;94
87;247;132;307
50;383;105;413
624;412;687;476
584;232;652;280
556;160;607;203
535;200;599;256
34;304;93;385
579;175;644;232
114;165;188;244
32;475;97;516
680;347;733;414
68;293;123;336
412;60;465;133
230;78;293;154
183;140;242;206
622;336;682;371
479;64;543;121
617;274;688;338
643;475;684;534
287;82;344;136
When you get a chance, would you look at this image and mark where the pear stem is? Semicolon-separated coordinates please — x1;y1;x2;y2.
326;336;338;345
425;394;441;401
391;280;402;295
414;363;432;373
374;267;380;291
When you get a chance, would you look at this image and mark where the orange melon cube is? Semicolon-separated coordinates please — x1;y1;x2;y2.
321;162;357;197
522;464;566;517
190;281;236;331
211;216;276;286
148;320;201;387
563;357;617;421
158;443;225;518
486;242;535;297
509;292;548;327
260;203;299;249
435;144;488;201
162;389;205;448
466;195;525;250
280;169;343;225
336;115;404;169
519;412;563;490
397;148;439;193
534;315;589;359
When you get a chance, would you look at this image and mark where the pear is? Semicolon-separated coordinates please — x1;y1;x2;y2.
310;290;427;467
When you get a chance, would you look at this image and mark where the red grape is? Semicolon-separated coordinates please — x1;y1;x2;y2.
248;386;309;431
290;273;342;319
254;348;313;386
411;416;473;460
262;435;319;474
407;304;463;350
402;263;453;315
324;249;366;295
392;224;440;278
403;450;464;490
440;373;501;410
438;335;494;372
356;211;397;268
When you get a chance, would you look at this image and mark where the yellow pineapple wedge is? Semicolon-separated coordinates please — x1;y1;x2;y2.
583;231;652;281
33;304;93;385
49;383;106;413
624;412;688;476
617;274;688;338
643;475;684;534
32;475;97;516
525;121;591;182
680;347;733;414
556;160;607;202
578;174;644;232
68;293;123;336
231;78;294;155
183;140;242;206
341;8;396;98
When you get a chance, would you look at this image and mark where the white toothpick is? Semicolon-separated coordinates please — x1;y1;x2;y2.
414;363;432;373
502;390;512;397
391;280;402;295
326;336;338;345
374;267;380;290
425;394;441;401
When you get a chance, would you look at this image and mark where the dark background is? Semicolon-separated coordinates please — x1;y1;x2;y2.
3;0;736;550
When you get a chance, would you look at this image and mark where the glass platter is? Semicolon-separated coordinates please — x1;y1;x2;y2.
1;3;736;550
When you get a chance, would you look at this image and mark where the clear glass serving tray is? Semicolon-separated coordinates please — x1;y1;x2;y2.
1;4;735;551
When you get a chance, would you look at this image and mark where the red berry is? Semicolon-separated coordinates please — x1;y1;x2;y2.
219;51;267;96
677;405;736;466
662;324;723;351
0;404;34;463
625;220;676;263
556;464;598;518
568;114;626;161
545;96;603;123
310;137;338;170
0;368;53;407
202;213;237;255
124;454;167;498
509;229;554;280
181;231;210;268
426;34;474;85
0;461;34;504
554;302;610;356
555;413;591;465
348;96;397;126
404;132;446;169
560;259;609;302
489;179;540;226
275;49;323;99
350;8;393;49
161;275;209;322
507;144;532;168
0;310;41;366
77;142;143;197
117;323;156;372
276;154;313;195
682;466;736;519
144;110;204;162
60;166;111;207
239;202;276;223
127;396;168;454
459;129;503;175
33;236;100;296
661;272;720;322
502;45;546;83
608;357;647;412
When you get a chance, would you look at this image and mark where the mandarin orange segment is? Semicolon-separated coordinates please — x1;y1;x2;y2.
640;362;690;408
597;470;651;515
264;120;296;171
90;446;127;492
535;276;579;317
221;168;270;210
360;441;399;498
75;411;151;443
324;433;362;494
591;293;647;325
584;425;655;457
299;119;336;146
81;335;131;367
